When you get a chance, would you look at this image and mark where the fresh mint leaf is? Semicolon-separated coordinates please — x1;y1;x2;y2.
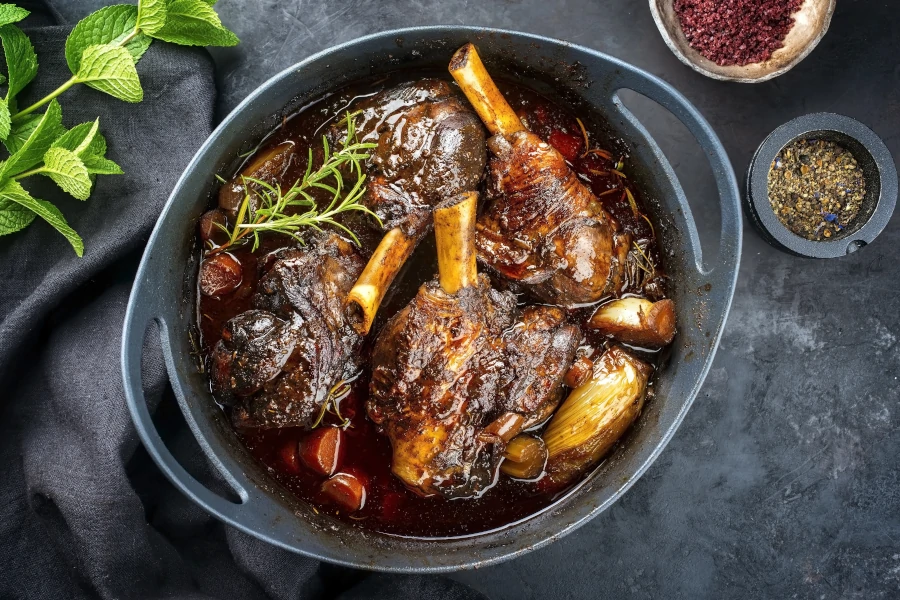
0;73;6;85
0;99;63;177
0;24;37;101
51;123;92;152
76;44;143;103
42;147;93;200
136;0;167;35
0;0;240;253
0;96;9;139
0;180;83;256
0;194;36;236
52;120;98;153
3;112;41;154
51;119;123;175
148;0;238;47
0;4;29;28
73;120;99;155
85;127;107;157
82;154;123;175
65;5;152;74
82;129;122;174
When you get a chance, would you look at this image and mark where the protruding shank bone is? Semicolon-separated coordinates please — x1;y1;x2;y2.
449;43;525;137
345;228;417;335
434;191;479;294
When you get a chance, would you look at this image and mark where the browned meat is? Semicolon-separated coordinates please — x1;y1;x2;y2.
367;194;580;498
210;233;365;429
476;131;632;307
210;310;298;401
343;79;489;334
368;275;512;497
368;276;579;498
449;43;632;307
496;305;580;419
220;79;486;239
345;79;488;238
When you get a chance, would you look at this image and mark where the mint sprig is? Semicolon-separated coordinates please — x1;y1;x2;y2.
0;1;239;256
65;5;152;73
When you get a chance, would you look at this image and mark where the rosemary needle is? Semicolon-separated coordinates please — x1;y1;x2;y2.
208;113;379;255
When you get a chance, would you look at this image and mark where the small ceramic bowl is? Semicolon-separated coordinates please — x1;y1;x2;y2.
746;113;897;258
649;0;836;83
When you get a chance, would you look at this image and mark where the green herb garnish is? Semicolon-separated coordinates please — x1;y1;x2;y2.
209;114;380;255
311;378;354;430
0;1;239;256
632;240;656;280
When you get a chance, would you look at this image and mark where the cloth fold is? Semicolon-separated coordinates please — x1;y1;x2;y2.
0;7;484;599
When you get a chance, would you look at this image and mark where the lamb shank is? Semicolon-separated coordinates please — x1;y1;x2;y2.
215;79;487;335
449;44;632;307
210;232;365;429
340;79;488;333
368;192;580;498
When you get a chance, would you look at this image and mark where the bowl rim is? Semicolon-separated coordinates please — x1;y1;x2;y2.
746;112;898;258
648;0;837;83
122;25;743;572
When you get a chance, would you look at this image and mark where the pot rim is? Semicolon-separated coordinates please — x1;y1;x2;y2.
122;25;743;572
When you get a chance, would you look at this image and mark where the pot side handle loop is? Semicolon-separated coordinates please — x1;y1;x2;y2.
121;304;250;521
609;75;743;277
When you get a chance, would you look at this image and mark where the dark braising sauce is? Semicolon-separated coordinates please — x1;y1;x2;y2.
197;73;667;537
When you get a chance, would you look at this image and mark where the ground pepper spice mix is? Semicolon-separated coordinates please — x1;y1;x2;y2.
767;139;866;241
674;0;803;66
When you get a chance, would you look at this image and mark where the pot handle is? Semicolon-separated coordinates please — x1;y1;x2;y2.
610;76;743;277
121;304;251;522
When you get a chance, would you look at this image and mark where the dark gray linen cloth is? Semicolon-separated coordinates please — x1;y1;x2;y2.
0;4;483;599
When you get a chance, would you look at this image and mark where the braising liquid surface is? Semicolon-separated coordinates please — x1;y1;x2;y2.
197;73;665;537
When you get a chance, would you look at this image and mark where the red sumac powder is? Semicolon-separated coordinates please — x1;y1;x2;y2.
673;0;803;66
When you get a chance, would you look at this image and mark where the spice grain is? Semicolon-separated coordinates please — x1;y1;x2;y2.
767;139;866;241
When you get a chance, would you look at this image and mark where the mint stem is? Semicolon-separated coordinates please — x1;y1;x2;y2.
11;166;45;180
13;77;76;121
12;27;142;122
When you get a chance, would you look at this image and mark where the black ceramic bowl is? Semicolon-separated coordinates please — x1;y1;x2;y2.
746;113;898;258
122;27;742;572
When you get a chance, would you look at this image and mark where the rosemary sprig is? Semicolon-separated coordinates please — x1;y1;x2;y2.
632;240;656;279
624;187;639;217
576;117;590;156
311;378;354;429
208;114;379;255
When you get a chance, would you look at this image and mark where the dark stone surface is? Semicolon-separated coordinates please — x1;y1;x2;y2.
58;1;900;597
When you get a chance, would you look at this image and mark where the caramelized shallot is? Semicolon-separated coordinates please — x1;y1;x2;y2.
198;209;228;244
542;346;650;487
564;355;595;389
500;435;548;480
218;141;296;218
199;253;242;297
588;298;676;347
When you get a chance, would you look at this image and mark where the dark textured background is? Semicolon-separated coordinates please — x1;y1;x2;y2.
56;1;900;598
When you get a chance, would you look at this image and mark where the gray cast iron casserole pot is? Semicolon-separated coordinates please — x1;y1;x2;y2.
122;27;742;572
